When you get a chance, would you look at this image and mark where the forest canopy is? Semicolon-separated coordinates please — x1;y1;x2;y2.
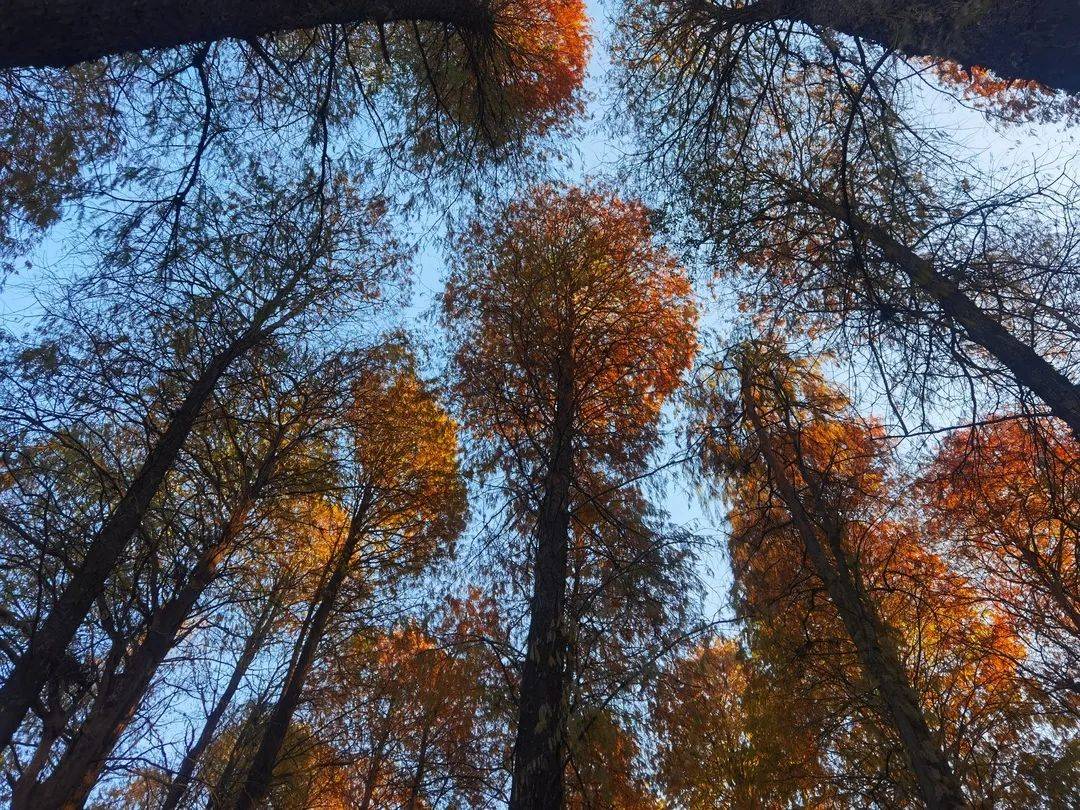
0;1;1077;808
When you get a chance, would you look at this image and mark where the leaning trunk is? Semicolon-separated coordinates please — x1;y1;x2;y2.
19;493;258;810
160;597;280;810
712;0;1080;93
743;373;966;809
510;353;575;810
0;340;251;752
798;188;1080;440
0;0;491;69
231;492;371;810
0;269;307;752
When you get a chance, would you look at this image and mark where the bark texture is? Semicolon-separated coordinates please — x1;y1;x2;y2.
0;0;491;69
743;373;967;809
509;357;575;810
720;0;1080;93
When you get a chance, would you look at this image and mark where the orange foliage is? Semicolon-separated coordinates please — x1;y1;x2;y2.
399;0;590;153
347;366;467;561
697;347;1043;804
928;60;1080;124
444;183;697;480
490;0;591;134
314;593;507;808
920;417;1080;671
652;638;833;809
566;708;654;810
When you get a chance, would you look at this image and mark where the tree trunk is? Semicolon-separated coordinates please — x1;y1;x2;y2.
0;0;491;69
742;369;967;809
0;272;305;752
0;344;253;754
714;0;1080;93
19;490;261;810
510;353;575;810
9;697;79;808
231;490;372;810
357;705;394;810
206;699;271;810
798;188;1080;440
160;597;280;810
405;722;431;810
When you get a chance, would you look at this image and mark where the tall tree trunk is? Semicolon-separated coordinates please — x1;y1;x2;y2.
160;597;280;810
0;348;246;753
741;368;966;810
357;706;394;810
206;699;271;810
0;0;491;69
19;488;263;810
9;695;80;808
405;722;431;810
710;0;1080;93
510;353;575;810
231;490;372;810
0;271;306;752
797;187;1080;440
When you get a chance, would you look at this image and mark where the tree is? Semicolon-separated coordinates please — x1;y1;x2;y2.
0;164;402;756
443;183;697;809
652;638;833;808
615;0;1080;437
691;340;1066;806
311;595;507;809
12;350;349;809
615;0;1080;94
920;416;1080;700
696;341;965;808
0;0;588;297
232;361;466;809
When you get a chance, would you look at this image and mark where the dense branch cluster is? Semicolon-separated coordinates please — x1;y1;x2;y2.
0;1;1077;808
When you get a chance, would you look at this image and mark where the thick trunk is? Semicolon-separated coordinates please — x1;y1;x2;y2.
742;375;966;809
510;357;575;810
0;0;491;69
799;188;1080;440
231;493;371;810
719;0;1080;93
160;598;279;810
20;494;258;810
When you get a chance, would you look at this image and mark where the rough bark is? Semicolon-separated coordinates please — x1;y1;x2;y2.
742;370;967;809
714;0;1080;93
159;598;280;810
509;353;575;810
231;490;372;810
19;478;270;810
798;188;1080;440
0;0;492;69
